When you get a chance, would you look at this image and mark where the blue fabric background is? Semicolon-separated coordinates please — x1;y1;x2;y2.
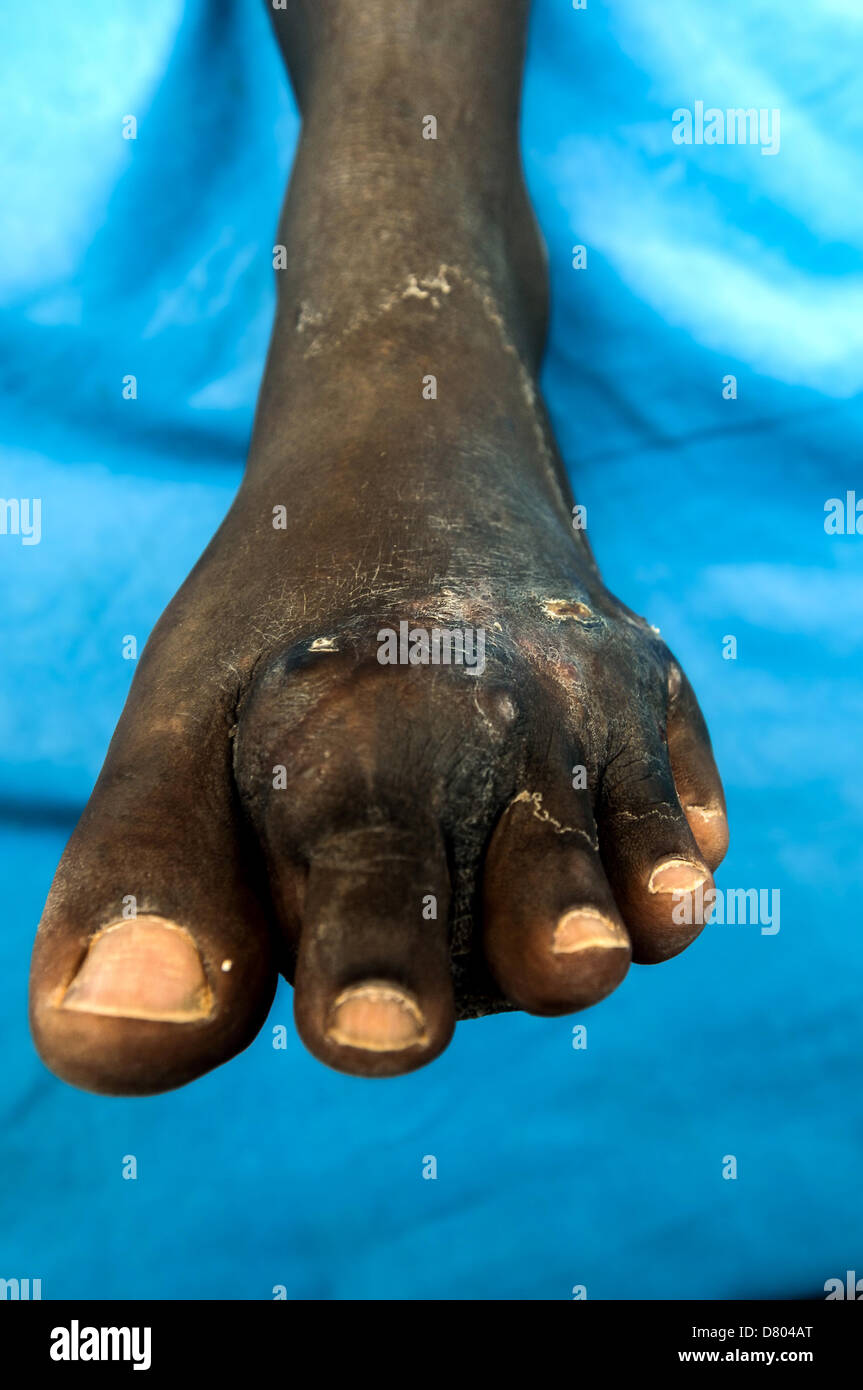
1;0;861;1299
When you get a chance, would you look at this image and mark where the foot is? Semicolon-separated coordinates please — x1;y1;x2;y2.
29;0;728;1093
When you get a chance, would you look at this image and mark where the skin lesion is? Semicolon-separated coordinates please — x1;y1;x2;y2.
540;598;596;623
509;790;598;848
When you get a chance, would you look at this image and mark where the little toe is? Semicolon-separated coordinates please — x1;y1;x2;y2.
667;663;730;871
598;725;714;964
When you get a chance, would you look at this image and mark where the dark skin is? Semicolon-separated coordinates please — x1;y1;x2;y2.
29;0;728;1093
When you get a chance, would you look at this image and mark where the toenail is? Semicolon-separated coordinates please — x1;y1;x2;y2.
325;981;428;1052
648;858;709;894
552;908;629;954
59;917;213;1023
684;804;722;828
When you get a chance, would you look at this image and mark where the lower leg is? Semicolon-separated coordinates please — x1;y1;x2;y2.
267;0;548;365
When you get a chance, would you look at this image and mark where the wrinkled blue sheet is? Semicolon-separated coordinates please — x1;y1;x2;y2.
1;0;861;1298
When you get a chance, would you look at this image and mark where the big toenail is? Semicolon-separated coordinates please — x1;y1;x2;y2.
648;858;709;894
60;917;213;1023
552;909;629;954
325;982;428;1051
